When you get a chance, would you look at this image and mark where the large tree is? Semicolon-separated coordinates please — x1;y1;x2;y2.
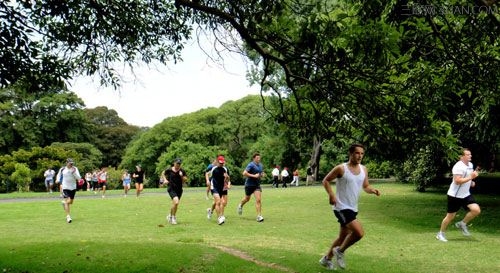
84;106;141;167
174;0;500;183
3;1;500;189
1;1;192;89
0;80;93;154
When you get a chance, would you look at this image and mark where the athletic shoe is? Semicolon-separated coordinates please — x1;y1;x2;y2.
319;256;336;270
66;215;72;223
166;214;172;224
237;204;243;215
218;216;225;225
171;216;178;225
256;215;264;222
333;247;346;269
436;232;448;242
455;221;471;236
207;208;212;220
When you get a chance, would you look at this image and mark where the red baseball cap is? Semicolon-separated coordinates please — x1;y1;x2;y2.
217;155;225;164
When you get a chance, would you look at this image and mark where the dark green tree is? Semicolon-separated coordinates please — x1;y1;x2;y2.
0;81;93;154
4;0;500;191
84;107;141;167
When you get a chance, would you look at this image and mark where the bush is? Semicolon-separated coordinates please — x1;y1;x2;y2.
400;146;442;192
10;163;31;192
365;161;394;179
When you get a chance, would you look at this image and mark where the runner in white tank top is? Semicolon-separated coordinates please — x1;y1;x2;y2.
333;163;366;212
320;144;381;270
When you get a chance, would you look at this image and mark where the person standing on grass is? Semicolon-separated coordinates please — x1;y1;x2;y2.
271;165;280;188
122;169;132;197
57;158;81;224
208;155;231;225
44;167;56;193
133;164;145;198
306;165;314;186
161;158;188;225
280;167;289;188
205;158;217;201
91;170;98;193
290;168;300;186
436;148;480;242
97;167;108;198
319;143;380;270
85;171;92;191
237;152;265;222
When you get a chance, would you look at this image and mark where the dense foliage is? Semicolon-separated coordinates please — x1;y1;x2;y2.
120;95;310;186
2;1;499;191
175;0;500;189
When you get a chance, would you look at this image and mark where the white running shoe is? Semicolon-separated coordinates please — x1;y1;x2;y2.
319;256;336;270
455;221;471;236
66;215;72;223
333;247;346;269
237;204;243;215
167;214;172;224
436;232;448;242
207;208;212;220
171;216;178;225
218;216;225;225
256;215;264;222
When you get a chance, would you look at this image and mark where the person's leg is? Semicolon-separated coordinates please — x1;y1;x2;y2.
439;212;456;232
211;197;216;207
101;184;106;197
254;190;262;216
62;197;69;215
168;194;180;224
239;195;250;206
213;194;222;217
171;196;180;216
221;194;228;216
325;225;350;259
338;219;364;252
463;203;481;223
206;182;211;200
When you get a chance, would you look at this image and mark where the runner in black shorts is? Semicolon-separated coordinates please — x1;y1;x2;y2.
161;158;187;225
237;153;265;222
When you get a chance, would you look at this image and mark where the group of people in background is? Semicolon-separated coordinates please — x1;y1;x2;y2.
43;161;147;224
46;144;482;271
271;165;300;188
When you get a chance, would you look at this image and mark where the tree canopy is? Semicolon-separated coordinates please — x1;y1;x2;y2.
2;0;500;191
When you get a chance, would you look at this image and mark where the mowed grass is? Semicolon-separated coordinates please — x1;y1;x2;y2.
1;183;499;273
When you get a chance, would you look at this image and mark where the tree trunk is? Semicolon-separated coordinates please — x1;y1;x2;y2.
310;134;322;183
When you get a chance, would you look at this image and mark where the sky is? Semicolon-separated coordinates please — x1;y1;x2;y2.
70;40;260;127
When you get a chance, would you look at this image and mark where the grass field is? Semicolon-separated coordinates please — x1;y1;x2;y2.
0;183;499;273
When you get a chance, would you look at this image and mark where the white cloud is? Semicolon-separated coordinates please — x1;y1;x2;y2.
70;41;260;127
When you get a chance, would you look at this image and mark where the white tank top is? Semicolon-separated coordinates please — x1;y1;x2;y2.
333;163;366;212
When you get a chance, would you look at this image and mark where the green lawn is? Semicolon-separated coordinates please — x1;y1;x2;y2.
0;183;499;273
